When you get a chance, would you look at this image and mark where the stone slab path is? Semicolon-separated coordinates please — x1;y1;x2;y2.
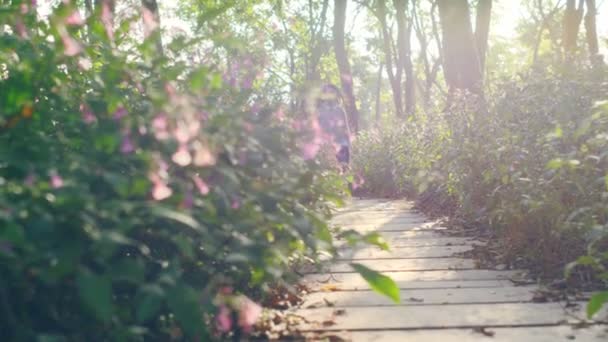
292;199;608;341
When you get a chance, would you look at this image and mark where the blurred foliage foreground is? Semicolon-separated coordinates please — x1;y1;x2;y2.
0;2;397;340
353;68;608;319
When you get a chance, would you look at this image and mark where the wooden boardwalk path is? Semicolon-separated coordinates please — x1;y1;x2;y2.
292;199;607;341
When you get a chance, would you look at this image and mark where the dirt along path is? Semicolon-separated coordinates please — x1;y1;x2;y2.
291;199;608;341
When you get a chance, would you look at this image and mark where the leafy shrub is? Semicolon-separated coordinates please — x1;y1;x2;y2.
0;3;350;340
353;68;608;313
352;115;447;197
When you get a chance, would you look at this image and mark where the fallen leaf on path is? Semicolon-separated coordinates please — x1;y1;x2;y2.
321;319;336;327
323;298;335;307
472;327;495;337
407;297;424;302
321;284;341;292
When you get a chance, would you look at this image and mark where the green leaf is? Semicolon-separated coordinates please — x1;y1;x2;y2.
576;255;597;266
188;67;209;90
150;206;206;234
350;263;400;303
546;158;563;170
167;285;203;336
77;273;114;322
316;224;333;245
136;287;163;323
587;291;608;318
363;232;389;251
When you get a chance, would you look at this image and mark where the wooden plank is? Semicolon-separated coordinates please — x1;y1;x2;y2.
332;215;429;226
313;258;476;273
343;221;447;232
338;245;473;259
376;230;472;240
335;200;414;212
306;280;509;292
301;286;537;307
333;235;476;250
387;237;480;248
292;302;585;331
303;270;522;290
339;230;446;240
305;325;608;342
333;209;424;218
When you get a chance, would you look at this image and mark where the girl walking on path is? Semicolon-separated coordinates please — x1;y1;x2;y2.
316;84;351;169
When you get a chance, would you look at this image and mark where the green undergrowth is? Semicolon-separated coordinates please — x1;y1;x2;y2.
353;67;608;318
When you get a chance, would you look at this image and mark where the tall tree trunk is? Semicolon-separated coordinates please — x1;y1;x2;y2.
563;0;584;56
474;0;492;78
142;0;164;57
429;1;447;97
583;0;599;62
333;0;360;132
375;63;384;124
404;20;414;115
377;0;403;117
308;0;329;81
394;0;414;115
437;0;482;92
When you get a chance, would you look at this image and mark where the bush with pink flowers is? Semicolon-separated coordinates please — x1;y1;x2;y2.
0;2;351;340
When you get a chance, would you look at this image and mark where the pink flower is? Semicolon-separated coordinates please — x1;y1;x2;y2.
120;134;134;153
243;122;253;133
50;171;64;189
241;77;253;89
192;175;210;195
237;297;262;332
172;145;192;166
216;306;232;333
193;145;216;167
61;34;82;56
14;20;28;39
300;141;321;160
273;107;285;121
151;180;172;200
164;83;176;99
353;174;365;190
231;198;240;210
188;120;201;137
141;6;159;37
292;119;303;131
310;117;325;140
173;126;190;144
78;57;93;71
65;10;85;26
80;103;96;124
113;106;127;120
157;159;169;174
152;114;169;140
